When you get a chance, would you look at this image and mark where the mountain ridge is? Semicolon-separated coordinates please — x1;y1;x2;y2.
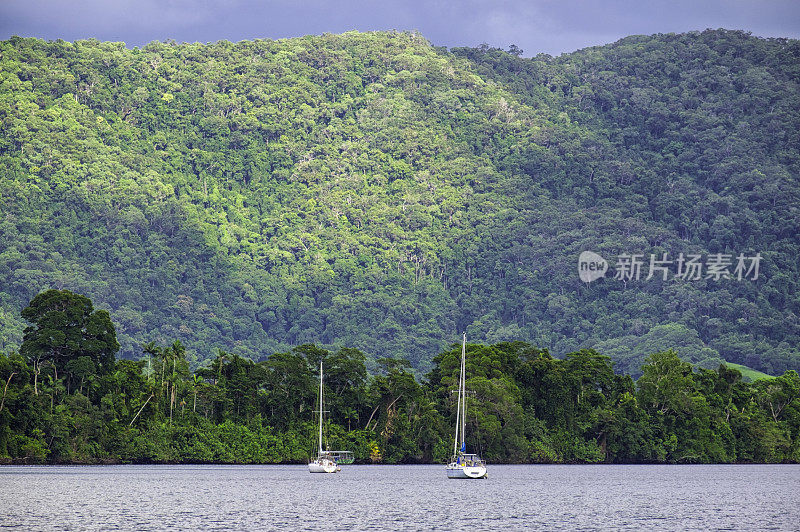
0;29;797;375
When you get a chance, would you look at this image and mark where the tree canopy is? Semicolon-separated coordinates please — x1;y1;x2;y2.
20;289;118;388
0;29;797;377
2;291;799;464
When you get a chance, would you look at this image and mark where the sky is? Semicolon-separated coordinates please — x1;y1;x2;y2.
1;0;799;57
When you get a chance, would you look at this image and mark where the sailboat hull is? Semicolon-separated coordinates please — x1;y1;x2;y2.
446;464;488;479
309;458;339;473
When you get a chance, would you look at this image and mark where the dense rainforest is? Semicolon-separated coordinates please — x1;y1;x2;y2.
1;290;798;464
0;29;798;378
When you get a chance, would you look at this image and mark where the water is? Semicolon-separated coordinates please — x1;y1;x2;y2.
0;464;798;530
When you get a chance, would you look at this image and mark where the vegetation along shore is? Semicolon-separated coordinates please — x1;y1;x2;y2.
1;290;797;465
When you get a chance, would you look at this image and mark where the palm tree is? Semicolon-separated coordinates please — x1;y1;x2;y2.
142;341;160;383
0;371;17;415
159;347;172;400
191;374;204;413
165;341;187;423
168;366;177;423
42;373;66;412
343;406;358;432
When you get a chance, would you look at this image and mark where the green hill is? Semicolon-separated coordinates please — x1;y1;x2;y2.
724;362;774;382
0;30;798;374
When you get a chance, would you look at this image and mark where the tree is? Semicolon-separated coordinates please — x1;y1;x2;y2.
65;356;96;395
637;350;696;416
20;290;119;394
756;370;800;423
261;350;315;429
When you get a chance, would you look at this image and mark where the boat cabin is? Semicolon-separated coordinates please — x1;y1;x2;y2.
329;450;354;464
455;453;484;466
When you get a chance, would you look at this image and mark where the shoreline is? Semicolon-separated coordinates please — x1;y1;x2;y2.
2;458;798;466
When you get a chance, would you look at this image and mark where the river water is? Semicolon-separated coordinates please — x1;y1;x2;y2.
0;464;797;530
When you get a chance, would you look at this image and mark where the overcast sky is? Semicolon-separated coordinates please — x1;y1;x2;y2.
1;0;799;56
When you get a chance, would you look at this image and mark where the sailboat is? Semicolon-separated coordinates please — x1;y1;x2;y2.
309;361;340;473
445;333;488;479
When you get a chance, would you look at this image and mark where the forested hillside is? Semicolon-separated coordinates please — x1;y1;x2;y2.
0;29;798;374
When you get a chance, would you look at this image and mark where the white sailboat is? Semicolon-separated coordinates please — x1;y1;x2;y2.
309;361;340;473
446;333;488;479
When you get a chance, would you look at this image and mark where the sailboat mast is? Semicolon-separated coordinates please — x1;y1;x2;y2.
453;364;460;457
318;361;324;455
453;334;464;458
460;333;466;452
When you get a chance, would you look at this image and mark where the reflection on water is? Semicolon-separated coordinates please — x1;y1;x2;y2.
0;464;798;530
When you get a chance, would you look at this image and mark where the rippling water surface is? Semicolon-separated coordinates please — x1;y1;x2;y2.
1;464;798;530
